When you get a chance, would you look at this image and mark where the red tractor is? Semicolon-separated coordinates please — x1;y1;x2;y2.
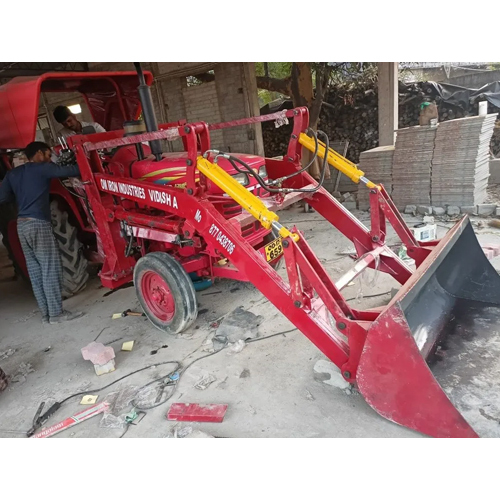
0;68;277;298
3;63;500;438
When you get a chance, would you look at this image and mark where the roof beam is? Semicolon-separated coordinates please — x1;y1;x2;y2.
0;62;89;78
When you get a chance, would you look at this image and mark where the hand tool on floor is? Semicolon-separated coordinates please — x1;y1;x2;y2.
112;309;145;319
31;401;109;438
27;401;51;437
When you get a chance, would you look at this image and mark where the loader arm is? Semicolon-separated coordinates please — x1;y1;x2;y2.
190;155;477;438
69;108;500;438
298;131;429;263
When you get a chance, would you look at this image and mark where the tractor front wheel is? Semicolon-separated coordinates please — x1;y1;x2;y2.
134;252;198;334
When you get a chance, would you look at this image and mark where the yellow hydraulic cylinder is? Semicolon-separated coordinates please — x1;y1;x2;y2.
196;156;299;241
299;133;380;190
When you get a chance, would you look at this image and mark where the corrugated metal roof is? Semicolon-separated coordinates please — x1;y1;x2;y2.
399;62;490;69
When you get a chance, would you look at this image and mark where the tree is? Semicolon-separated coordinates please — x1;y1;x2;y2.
255;62;378;178
256;62;334;178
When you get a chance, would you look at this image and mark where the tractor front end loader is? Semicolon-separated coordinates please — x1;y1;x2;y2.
59;66;500;438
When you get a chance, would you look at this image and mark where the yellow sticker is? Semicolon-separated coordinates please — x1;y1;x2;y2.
264;237;283;262
80;395;98;405
121;341;135;352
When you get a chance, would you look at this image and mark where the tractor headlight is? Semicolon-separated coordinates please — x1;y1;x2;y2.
258;165;267;178
232;172;249;186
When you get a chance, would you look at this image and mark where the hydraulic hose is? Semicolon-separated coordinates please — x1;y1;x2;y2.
266;127;320;184
223;128;330;194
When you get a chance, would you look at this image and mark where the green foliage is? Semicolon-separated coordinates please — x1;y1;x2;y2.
255;62;292;79
255;62;379;107
258;89;278;106
324;62;378;85
255;63;293;107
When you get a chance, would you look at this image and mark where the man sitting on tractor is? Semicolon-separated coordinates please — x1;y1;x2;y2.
53;105;106;139
0;141;84;325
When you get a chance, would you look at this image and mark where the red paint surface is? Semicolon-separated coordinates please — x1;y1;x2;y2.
167;403;228;423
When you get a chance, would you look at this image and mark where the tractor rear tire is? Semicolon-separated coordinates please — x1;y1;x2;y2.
50;200;89;299
0;367;8;393
134;252;197;335
0;202;24;278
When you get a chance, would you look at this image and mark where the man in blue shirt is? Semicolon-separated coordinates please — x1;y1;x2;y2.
0;142;84;325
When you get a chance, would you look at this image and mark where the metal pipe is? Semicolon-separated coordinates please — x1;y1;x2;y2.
40;93;59;146
135;143;144;161
114;207;183;234
150;62;173;153
134;63;162;161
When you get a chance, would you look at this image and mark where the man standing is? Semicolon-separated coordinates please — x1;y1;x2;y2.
53;105;106;139
0;142;83;325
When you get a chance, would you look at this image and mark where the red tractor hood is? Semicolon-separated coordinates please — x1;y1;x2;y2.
163;151;263;168
130;151;264;184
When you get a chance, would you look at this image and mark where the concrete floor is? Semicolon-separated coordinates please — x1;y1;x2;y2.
1;207;500;438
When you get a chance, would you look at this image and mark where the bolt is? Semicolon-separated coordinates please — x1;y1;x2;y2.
282;240;289;248
370;189;377;194
372;235;379;242
343;371;351;379
184;231;190;237
186;159;193;166
294;110;298;115
294;300;301;308
291;134;297;139
288;157;294;162
187;188;193;195
184;126;191;134
337;322;346;330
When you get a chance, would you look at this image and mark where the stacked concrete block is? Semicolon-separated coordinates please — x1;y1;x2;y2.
431;114;497;206
391;125;436;209
357;145;394;210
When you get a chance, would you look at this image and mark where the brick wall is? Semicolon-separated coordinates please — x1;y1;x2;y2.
214;63;263;155
183;81;224;148
159;76;187;152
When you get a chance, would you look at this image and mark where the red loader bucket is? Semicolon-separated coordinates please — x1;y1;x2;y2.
357;217;500;438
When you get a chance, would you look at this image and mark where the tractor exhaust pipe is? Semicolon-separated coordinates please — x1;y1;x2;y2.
134;62;162;161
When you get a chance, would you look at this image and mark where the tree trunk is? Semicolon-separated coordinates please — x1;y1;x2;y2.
290;63;329;180
290;63;314;107
255;62;332;180
255;76;291;96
